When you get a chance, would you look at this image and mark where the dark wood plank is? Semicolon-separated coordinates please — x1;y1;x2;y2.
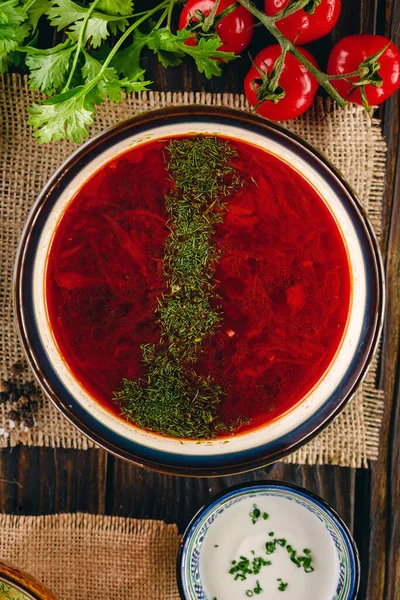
0;447;108;515
364;1;400;597
0;448;355;536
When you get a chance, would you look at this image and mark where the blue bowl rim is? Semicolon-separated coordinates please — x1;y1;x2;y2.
13;105;385;477
176;480;361;600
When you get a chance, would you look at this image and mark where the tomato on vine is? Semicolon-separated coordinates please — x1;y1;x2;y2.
264;0;341;45
327;34;400;108
178;0;254;55
244;45;319;120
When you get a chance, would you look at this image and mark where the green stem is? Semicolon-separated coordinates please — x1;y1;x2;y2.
203;0;221;32
76;0;171;97
167;0;175;30
327;70;363;80
154;6;169;29
63;0;103;92
290;44;346;107
272;0;311;21
1;0;24;8
237;0;347;108
22;0;38;11
214;2;239;23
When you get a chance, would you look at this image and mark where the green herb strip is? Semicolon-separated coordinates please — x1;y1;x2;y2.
115;137;241;439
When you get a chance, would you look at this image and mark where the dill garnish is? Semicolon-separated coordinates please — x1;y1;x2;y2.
114;136;241;439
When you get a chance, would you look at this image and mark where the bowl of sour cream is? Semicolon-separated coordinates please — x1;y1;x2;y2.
177;481;360;600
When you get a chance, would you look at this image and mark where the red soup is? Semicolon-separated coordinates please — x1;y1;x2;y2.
46;135;351;438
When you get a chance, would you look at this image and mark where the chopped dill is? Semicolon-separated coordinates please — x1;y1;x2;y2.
114;136;241;439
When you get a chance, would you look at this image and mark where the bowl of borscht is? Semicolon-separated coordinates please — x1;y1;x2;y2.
14;106;384;476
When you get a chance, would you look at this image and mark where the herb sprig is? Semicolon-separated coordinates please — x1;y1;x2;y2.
115;136;240;439
1;0;395;141
0;0;236;142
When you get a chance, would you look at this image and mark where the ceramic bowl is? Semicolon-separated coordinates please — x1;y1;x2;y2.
14;106;384;476
177;481;360;600
0;559;57;600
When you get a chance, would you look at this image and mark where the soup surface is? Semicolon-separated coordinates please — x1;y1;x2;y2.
46;135;351;438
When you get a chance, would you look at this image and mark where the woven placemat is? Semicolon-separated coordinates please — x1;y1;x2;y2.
0;73;385;467
0;513;180;600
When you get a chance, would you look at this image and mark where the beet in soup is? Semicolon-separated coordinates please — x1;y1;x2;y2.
46;135;351;439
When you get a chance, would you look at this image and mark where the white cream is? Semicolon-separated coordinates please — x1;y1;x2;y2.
199;494;339;600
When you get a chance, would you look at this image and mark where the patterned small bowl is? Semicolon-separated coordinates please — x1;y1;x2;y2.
177;481;360;600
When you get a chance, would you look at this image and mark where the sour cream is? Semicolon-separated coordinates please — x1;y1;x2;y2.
199;494;339;600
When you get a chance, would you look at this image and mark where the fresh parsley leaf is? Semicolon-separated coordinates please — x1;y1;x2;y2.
25;40;75;93
147;28;237;76
111;27;149;79
82;51;150;100
24;0;52;29
48;0;129;46
81;50;116;81
146;27;186;68
0;0;31;72
182;36;237;78
28;87;94;143
28;48;151;142
67;16;110;48
96;0;133;16
47;0;88;30
98;75;150;102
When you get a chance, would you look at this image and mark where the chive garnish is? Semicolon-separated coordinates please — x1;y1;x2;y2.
277;579;288;591
246;580;263;597
265;540;276;554
249;504;268;524
254;580;263;594
275;538;286;547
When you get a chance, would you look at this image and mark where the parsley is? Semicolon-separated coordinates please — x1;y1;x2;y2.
24;40;75;92
0;0;237;142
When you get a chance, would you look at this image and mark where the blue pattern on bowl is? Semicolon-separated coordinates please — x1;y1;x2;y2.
178;482;360;600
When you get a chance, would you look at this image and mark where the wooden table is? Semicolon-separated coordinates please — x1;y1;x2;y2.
0;1;399;598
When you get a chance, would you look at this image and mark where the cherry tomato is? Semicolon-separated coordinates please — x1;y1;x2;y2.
264;0;341;45
178;0;254;55
327;34;400;106
244;45;319;120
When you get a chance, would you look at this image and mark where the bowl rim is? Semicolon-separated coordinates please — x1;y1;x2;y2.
13;105;385;477
0;575;41;600
0;559;56;600
176;480;361;600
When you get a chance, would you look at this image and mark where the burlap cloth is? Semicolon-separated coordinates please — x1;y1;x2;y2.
0;73;386;467
0;513;181;599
